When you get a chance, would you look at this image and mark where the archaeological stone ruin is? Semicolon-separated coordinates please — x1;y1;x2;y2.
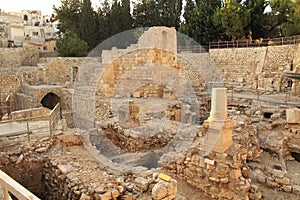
0;26;300;200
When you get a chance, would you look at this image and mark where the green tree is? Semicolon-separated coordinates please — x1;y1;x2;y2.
96;0;111;44
133;0;160;27
95;0;133;44
213;0;250;40
119;0;133;31
54;0;81;33
183;0;195;23
180;0;223;45
282;0;300;36
56;32;89;57
244;0;269;39
268;0;294;36
158;0;182;29
110;0;124;35
132;0;182;29
79;0;97;49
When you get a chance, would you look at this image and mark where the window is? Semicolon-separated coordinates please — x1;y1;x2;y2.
162;31;168;49
72;67;79;82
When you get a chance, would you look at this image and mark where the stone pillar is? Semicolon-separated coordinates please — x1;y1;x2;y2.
204;88;233;153
210;88;228;121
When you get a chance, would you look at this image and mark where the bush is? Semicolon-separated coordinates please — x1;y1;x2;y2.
56;32;89;57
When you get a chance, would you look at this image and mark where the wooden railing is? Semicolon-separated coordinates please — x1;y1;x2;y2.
0;170;40;200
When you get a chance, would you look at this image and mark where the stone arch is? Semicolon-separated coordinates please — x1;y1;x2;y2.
40;92;60;109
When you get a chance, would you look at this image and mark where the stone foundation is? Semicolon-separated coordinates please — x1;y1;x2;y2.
0;133;178;200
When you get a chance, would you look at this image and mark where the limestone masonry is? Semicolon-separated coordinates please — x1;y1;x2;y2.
0;27;300;200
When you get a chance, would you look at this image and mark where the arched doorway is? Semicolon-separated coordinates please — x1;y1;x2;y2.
41;92;60;109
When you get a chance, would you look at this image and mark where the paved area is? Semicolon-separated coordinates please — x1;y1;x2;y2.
228;91;300;106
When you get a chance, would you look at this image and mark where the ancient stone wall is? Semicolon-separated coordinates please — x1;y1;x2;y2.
0;67;40;113
167;143;258;199
101;26;177;65
43;57;99;86
0;57;98;113
0;134;178;200
0;46;39;67
210;44;300;93
137;27;177;54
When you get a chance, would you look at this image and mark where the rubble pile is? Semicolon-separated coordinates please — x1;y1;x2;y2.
0;132;178;200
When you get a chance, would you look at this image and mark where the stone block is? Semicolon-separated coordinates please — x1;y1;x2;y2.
272;169;285;179
266;177;278;188
283;185;292;193
292;185;300;195
96;191;112;200
57;165;73;175
183;168;193;178
152;182;168;200
152;179;177;200
199;157;205;168
133;91;141;98
286;108;300;123
134;177;149;192
237;77;244;83
230;169;242;180
122;193;134;200
209;177;220;182
80;193;91;200
275;177;290;185
111;189;120;198
162;194;176;200
216;163;229;177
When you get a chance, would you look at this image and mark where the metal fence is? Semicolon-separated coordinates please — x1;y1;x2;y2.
209;35;300;50
0;103;61;143
224;85;298;106
177;45;208;53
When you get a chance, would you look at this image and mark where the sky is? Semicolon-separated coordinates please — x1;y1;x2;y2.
0;0;102;16
0;0;271;17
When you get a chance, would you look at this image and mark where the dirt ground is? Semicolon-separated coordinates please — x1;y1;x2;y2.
1;128;300;200
249;151;300;200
